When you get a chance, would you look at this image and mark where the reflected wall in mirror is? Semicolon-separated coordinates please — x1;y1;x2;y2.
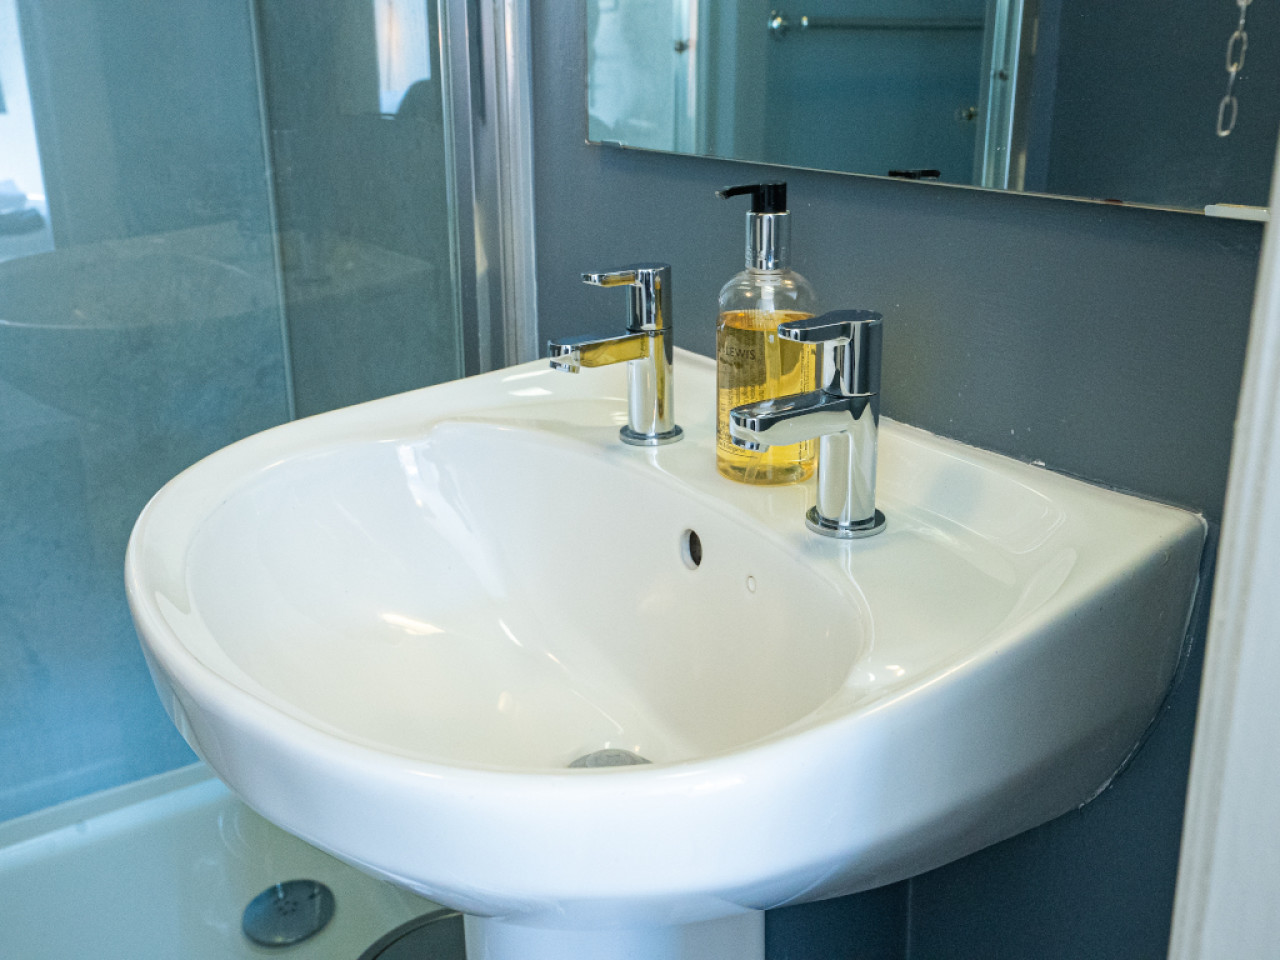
586;0;1279;211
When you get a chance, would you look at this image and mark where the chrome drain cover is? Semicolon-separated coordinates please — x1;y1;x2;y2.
569;748;651;768
242;879;336;947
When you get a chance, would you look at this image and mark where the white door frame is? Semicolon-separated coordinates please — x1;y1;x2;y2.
1168;134;1280;958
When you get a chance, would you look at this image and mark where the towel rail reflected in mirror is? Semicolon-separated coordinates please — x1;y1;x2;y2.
586;1;1279;212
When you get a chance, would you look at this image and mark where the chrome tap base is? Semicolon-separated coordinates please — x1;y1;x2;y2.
620;424;684;446
805;507;886;539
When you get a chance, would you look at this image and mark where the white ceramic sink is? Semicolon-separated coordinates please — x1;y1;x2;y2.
126;350;1204;960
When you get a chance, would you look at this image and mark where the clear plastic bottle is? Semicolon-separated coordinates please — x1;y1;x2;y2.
715;182;818;484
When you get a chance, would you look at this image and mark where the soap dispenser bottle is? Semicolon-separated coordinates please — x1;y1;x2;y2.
715;181;818;484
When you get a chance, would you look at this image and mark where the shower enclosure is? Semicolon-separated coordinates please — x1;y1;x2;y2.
0;0;530;822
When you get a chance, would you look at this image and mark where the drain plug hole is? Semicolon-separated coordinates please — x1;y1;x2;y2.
569;749;651;768
681;529;702;569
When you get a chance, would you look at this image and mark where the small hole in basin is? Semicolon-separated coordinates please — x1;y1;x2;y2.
680;529;702;569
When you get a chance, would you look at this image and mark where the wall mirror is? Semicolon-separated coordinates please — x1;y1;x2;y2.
586;0;1279;212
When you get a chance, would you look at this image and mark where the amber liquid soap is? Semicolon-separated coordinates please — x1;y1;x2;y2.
716;309;817;484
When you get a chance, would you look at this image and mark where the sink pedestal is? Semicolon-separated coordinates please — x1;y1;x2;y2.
462;911;764;960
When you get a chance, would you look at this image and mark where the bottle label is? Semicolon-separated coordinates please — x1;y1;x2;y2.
718;340;762;366
716;310;816;478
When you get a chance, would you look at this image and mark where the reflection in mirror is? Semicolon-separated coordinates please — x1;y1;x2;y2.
0;0;52;260
586;0;1279;211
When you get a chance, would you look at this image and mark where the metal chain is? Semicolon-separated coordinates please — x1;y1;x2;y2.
1217;0;1253;137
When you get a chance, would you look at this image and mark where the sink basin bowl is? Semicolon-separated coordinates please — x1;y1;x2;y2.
126;350;1204;960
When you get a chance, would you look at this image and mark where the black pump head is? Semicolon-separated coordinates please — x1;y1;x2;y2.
716;181;787;214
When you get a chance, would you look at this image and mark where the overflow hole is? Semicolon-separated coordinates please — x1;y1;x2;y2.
680;529;702;569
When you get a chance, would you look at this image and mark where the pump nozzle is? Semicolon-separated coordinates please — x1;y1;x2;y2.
716;181;788;214
717;181;791;270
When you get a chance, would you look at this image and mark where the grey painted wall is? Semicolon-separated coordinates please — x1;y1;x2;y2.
532;9;1262;960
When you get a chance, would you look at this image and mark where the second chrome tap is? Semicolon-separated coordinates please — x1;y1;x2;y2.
729;309;886;538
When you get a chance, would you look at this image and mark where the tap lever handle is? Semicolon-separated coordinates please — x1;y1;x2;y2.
581;263;671;288
779;310;883;399
581;263;673;333
777;309;882;344
582;268;639;287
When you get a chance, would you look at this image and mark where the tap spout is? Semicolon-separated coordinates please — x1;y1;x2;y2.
728;390;867;448
547;332;649;373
